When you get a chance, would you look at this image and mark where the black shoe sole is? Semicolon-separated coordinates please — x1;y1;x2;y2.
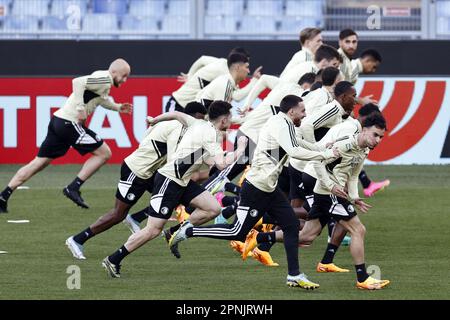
63;188;89;209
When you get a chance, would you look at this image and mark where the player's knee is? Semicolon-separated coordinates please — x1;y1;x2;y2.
102;145;112;160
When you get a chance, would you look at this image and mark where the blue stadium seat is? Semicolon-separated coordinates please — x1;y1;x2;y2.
437;1;450;17
206;0;243;16
204;15;237;35
3;15;40;30
129;0;166;17
285;0;324;17
12;0;49;16
239;15;276;34
42;15;67;30
279;16;322;33
161;15;189;34
51;0;88;17
0;0;12;14
92;0;127;15
246;0;282;16
83;13;118;31
167;0;189;16
121;14;158;31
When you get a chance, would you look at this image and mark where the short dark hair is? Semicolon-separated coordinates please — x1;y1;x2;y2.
314;44;340;63
321;67;340;86
310;81;323;91
208;101;232;121
339;28;358;40
334;81;354;97
298;72;316;86
229;47;250;58
360;49;382;62
185;101;207;116
280;95;303;113
299;27;322;45
359;103;380;117
362;112;387;130
227;53;249;68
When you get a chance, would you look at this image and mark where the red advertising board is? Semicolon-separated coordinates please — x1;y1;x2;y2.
0;77;449;164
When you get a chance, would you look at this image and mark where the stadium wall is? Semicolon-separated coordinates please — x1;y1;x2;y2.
0;40;449;165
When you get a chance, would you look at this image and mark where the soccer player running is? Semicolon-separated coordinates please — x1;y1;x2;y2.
102;101;248;278
0;59;132;213
252;112;390;290
279;27;323;78
338;29;388;197
65;103;207;259
169;95;339;289
166;48;261;112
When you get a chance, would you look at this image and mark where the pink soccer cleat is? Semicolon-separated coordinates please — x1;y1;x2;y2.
363;180;390;197
215;191;225;206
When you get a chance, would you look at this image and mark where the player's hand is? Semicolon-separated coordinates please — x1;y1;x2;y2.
120;103;133;114
331;185;348;199
252;66;263;79
77;109;87;124
177;73;188;83
238;105;251;116
358;95;378;106
355;199;372;213
332;147;340;157
146;116;156;126
237;136;248;150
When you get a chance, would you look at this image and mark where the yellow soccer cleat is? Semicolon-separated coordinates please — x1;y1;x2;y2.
252;248;279;267
175;205;190;223
253;218;263;230
357;276;390;290
316;262;350;273
261;223;274;233
286;273;320;290
238;165;251;187
230;240;252;257
242;229;259;261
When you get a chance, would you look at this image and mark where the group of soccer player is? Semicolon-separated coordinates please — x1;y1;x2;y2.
0;27;391;291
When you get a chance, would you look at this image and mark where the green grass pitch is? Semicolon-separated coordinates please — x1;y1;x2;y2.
0;164;449;300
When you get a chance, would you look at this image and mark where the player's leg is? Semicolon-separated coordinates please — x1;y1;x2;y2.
316;222;350;272
0;156;52;213
63;123;108;208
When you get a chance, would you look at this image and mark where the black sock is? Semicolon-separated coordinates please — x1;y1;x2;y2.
224;182;240;195
73;227;94;245
321;243;339;264
221;205;236;219
109;245;130;265
258;242;274;252
0;186;13;201
327;219;336;238
283;225;300;276
222;196;238;207
68;177;85;191
359;170;372;189
185;227;194;237
131;208;149;223
355;263;369;282
169;224;181;234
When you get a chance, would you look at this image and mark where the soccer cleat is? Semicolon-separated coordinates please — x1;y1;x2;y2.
357;276;390;290
252;248;279;267
238;166;250;187
175;205;190;223
230;240;252;257
161;229;172;243
286;273;320;290
0;196;7;213
122;214;141;234
341;235;352;246
316;262;349;273
161;229;181;259
261;224;274;233
363;179;390;197
102;257;121;278
215;191;225;206
168;220;192;253
242;229;258;260
65;236;86;260
63;187;89;209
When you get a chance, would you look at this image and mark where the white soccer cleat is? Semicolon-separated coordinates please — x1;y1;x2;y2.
168;220;192;250
65;236;86;260
123;214;141;234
